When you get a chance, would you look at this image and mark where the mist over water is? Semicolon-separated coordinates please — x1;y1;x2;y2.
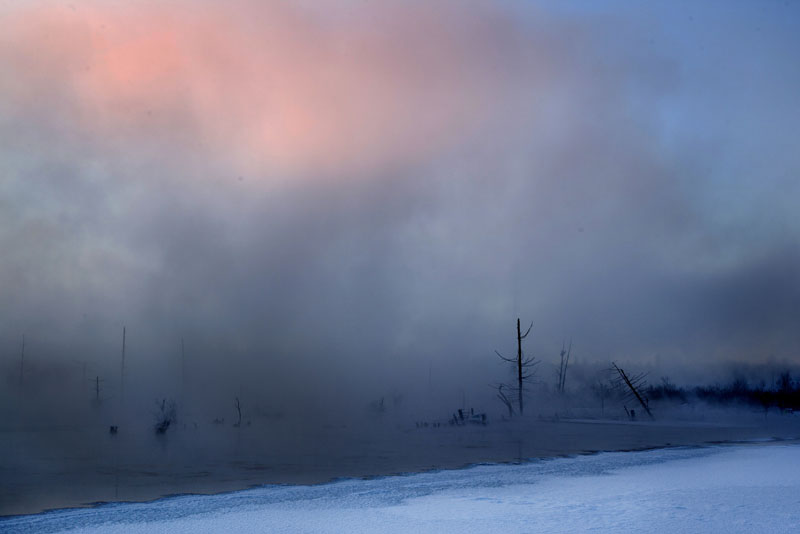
1;0;800;516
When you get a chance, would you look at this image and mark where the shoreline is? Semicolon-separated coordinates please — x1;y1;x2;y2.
3;414;800;518
7;442;799;533
5;436;797;521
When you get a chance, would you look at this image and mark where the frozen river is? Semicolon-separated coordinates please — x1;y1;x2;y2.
4;442;799;533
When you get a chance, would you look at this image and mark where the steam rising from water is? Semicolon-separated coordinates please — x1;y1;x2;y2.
1;1;799;414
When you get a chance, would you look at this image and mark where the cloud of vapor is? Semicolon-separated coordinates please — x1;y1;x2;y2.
1;0;557;179
1;0;799;416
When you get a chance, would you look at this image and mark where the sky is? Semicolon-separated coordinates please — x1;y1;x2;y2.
1;0;799;403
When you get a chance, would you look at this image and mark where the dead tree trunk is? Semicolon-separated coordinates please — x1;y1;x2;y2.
516;319;524;415
495;318;536;416
120;326;126;403
19;334;25;385
557;340;572;393
93;375;105;403
234;396;242;427
612;362;653;419
181;337;186;391
496;384;515;418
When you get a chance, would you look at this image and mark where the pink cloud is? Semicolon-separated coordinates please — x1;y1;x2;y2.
1;1;555;181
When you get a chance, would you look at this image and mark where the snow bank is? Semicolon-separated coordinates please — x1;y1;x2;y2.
4;443;799;533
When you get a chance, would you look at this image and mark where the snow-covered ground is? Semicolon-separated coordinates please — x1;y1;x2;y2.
4;443;799;533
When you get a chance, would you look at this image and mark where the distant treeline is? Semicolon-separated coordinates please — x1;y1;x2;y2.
646;372;800;413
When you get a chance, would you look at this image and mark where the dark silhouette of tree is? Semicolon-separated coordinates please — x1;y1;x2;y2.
120;326;126;403
19;334;25;385
496;384;515;418
94;375;102;402
234;396;242;427
611;362;653;420
495;318;538;415
557;339;572;394
154;398;176;434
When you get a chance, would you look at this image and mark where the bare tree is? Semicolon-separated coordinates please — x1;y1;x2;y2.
120;326;126;403
181;337;186;391
93;375;104;403
557;339;572;394
495;384;515;418
233;396;242;427
90;375;113;405
611;362;653;420
18;334;25;385
495;318;538;415
154;399;177;434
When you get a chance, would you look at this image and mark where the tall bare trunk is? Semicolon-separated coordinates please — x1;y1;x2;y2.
517;319;523;415
120;327;126;403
